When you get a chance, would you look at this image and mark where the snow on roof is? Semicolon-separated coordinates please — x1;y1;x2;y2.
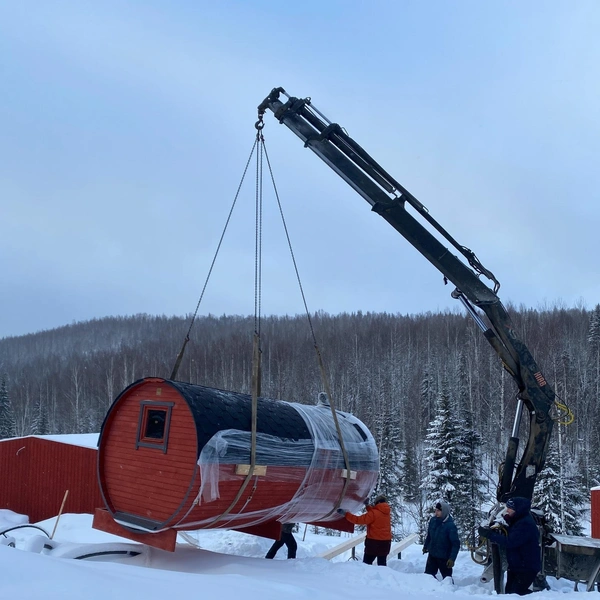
0;433;99;449
36;433;99;449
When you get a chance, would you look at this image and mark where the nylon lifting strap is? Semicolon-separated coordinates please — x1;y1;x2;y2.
200;120;265;527
169;133;260;381
259;120;353;516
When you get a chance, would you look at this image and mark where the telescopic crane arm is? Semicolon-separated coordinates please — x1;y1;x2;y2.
258;87;556;502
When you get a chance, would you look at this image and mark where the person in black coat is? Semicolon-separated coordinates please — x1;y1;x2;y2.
479;497;541;595
423;500;460;580
265;523;297;559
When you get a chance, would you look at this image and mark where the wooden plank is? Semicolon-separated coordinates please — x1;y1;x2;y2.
105;477;189;496
318;533;366;559
106;483;187;505
106;482;190;505
235;464;267;476
104;474;192;494
103;448;196;462
389;533;419;557
103;442;197;457
318;532;419;561
104;471;190;489
103;460;195;476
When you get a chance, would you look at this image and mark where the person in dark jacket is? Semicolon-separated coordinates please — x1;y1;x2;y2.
423;500;460;580
338;495;392;566
478;497;541;596
265;523;297;559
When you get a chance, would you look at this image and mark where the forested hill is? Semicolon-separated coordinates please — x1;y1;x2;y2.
1;305;599;495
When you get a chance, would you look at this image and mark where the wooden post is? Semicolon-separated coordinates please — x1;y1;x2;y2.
50;490;69;540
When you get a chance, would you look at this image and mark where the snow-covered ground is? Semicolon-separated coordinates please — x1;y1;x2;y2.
0;510;591;600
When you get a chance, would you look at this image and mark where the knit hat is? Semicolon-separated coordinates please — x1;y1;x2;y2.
505;497;530;514
374;495;387;504
434;500;450;519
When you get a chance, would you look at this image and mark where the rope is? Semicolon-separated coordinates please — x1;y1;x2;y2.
169;137;259;381
202;122;265;528
314;345;354;517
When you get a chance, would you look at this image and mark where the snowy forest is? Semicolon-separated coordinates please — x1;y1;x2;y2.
1;303;599;544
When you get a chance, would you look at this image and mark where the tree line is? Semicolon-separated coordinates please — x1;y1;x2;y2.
1;303;598;542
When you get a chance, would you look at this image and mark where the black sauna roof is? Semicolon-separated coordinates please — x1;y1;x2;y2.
167;379;312;454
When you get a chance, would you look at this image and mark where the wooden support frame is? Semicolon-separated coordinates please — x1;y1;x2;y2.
318;532;418;561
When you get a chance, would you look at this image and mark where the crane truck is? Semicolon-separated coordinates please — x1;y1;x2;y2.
257;88;600;593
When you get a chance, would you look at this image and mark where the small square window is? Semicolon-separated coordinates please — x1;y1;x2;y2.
145;409;166;440
136;401;174;452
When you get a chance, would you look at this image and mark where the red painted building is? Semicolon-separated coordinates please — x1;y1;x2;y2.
0;435;102;523
592;487;600;539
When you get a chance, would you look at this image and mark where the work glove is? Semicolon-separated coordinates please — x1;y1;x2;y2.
422;547;428;554
478;526;492;539
446;559;455;568
336;508;346;516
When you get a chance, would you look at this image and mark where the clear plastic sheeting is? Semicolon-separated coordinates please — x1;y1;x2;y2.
192;401;379;529
197;433;316;503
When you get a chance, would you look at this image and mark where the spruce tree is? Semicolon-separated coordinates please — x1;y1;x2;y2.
588;304;600;350
401;440;420;503
454;351;487;546
455;425;486;545
420;356;438;437
31;397;49;435
422;382;469;542
0;375;17;439
374;400;403;539
533;432;585;535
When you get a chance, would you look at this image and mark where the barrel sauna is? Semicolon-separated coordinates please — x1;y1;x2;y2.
94;377;379;550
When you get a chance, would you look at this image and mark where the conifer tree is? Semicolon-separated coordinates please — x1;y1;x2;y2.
30;397;49;435
533;432;584;535
422;383;469;540
588;304;600;351
454;352;487;547
0;375;17;439
401;439;420;503
420;355;438;436
374;400;403;538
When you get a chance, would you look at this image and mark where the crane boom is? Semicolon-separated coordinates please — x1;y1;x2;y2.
258;87;556;502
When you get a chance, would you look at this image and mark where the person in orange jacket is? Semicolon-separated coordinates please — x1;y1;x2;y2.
337;495;392;566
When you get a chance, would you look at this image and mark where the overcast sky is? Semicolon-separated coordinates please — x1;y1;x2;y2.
1;1;599;339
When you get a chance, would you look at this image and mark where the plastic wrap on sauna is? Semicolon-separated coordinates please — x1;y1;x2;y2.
197;402;378;526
